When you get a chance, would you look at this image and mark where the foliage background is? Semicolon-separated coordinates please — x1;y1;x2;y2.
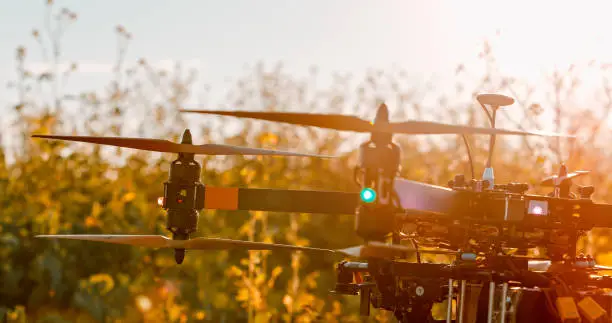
3;2;612;322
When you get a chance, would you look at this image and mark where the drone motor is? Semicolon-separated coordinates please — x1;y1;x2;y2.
159;129;206;264
354;104;401;242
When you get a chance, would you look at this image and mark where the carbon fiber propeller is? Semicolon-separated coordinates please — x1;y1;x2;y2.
541;164;590;187
180;103;573;138
31;132;333;158
35;234;429;259
36;234;336;253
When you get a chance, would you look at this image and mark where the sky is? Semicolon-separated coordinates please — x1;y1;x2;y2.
0;0;489;108
1;0;612;143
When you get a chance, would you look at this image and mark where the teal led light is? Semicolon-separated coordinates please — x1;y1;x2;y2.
360;188;376;203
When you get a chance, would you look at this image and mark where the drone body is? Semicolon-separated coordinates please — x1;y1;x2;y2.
179;96;612;322
35;95;612;322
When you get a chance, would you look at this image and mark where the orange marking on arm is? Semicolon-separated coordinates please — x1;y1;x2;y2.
204;187;239;210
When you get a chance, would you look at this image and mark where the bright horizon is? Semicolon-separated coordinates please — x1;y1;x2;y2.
1;0;612;142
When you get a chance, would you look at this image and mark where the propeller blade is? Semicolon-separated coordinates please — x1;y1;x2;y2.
541;171;590;186
36;234;174;248
183;237;335;253
181;109;574;137
37;235;464;260
180;110;374;132
336;241;421;259
32;135;333;158
36;234;336;254
387;121;573;137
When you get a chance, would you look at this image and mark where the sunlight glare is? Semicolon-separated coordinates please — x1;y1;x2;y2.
446;0;612;80
136;295;152;312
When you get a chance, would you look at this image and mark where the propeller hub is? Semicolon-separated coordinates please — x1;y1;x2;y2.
371;102;393;145
373;103;390;125
180;129;193;145
175;249;185;264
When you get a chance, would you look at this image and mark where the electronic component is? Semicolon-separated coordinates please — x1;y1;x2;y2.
577;296;608;323
556;297;581;323
528;199;549;216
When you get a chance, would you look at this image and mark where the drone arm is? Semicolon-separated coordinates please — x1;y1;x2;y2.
200;180;458;216
201;187;359;214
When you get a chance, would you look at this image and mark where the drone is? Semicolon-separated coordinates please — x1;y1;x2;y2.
34;94;612;322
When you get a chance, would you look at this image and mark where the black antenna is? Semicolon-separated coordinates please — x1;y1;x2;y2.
461;134;475;180
476;94;515;188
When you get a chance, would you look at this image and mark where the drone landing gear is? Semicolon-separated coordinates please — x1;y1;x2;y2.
174;248;186;264
172;232;189;264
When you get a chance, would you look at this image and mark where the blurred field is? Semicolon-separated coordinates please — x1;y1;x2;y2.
3;2;612;323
